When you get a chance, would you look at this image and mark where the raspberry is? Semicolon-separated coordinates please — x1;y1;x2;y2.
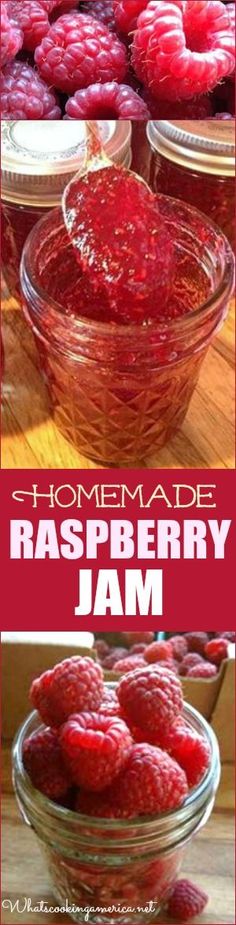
144;640;173;663
219;631;236;642
188;662;217;678
117;665;183;736
1;4;23;65
130;643;147;654
65;82;150;119
80;1;116;32
161;720;211;788
142;88;213;118
185;631;209;655
113;0;149;36
132;0;235;101
205;637;229;665
167;879;208;920
169;636;188;661
30;656;104;727
76;788;123;818
35;13;128;94
93;638;110;658
22;727;71;800
98;687;122;717
0;61;61;119
7;1;50;52
107;744;188;817
122;632;155;646
60;712;133;791
101;647;128;669
179;653;204;676
114;655;147;673
215;111;234;118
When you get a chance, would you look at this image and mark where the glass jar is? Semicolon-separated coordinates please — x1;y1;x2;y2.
12;701;220;925
20;194;234;466
1;119;132;298
147;120;235;250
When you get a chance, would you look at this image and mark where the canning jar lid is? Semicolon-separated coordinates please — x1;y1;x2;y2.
147;120;235;177
1;119;132;206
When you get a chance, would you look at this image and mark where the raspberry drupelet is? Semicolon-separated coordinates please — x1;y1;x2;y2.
30;656;104;727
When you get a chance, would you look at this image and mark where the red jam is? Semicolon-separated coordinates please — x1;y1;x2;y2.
64;165;175;324
1;201;46;298
21;194;234;466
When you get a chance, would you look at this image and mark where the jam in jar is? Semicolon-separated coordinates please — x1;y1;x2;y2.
147;120;235;250
20;193;234;466
1;119;132;298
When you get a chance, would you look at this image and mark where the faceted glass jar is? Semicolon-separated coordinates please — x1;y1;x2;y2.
147;120;235;250
13;700;220;925
20;194;234;466
1;120;132;298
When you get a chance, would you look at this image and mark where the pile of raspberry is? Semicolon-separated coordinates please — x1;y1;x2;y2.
94;630;232;678
23;655;211;919
1;0;235;120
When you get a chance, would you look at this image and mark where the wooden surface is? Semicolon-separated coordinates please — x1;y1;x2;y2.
2;747;235;925
1;280;235;470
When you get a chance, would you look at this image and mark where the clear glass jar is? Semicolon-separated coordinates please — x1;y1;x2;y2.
147;120;235;250
20;193;234;466
1;120;132;298
12;700;220;925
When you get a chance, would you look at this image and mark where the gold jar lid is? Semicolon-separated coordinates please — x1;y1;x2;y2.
147;120;235;177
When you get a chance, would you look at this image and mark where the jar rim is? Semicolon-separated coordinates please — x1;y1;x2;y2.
147;120;235;177
13;700;220;834
20;194;234;342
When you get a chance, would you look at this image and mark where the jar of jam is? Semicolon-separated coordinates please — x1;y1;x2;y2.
20;193;234;466
1;119;132;299
147;120;235;250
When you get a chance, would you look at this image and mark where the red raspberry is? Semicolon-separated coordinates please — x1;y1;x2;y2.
76;788;123;818
161;720;211;788
117;665;183;736
113;655;147;673
22;727;71;800
142;88;213;118
7;1;50;52
80;1;116;31
101;647;128;669
60;712;133;791
113;0;148;36
0;61;61;119
130;643;147;654
65;82;150;118
93;639;110;658
205;637;229;665
1;3;23;65
122;632;155;646
98;687;122;717
132;0;235;101
144;640;173;663
188;662;217;678
168;879;208;920
179;653;204;676
219;631;236;642
185;631;209;655
30;656;104;727
35;13;128;94
169;636;188;661
107;744;188;817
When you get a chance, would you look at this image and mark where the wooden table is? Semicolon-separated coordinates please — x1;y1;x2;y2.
2;748;235;925
1;280;235;470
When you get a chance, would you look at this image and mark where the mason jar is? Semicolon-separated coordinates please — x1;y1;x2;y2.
147;120;235;249
20;193;234;466
1;119;132;298
12;700;220;925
